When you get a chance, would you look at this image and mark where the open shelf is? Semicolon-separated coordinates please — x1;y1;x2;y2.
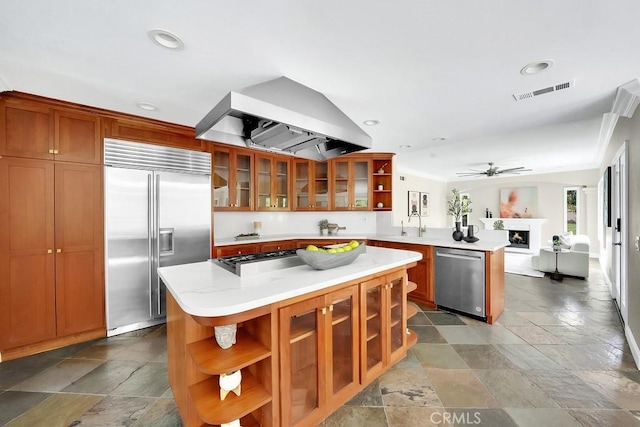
188;328;271;375
406;303;419;320
406;329;418;348
189;368;271;425
406;281;418;294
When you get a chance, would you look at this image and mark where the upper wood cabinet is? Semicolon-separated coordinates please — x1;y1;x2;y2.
0;158;104;351
255;153;290;211
102;116;204;152
212;144;253;210
331;157;371;210
292;159;331;210
0;98;101;164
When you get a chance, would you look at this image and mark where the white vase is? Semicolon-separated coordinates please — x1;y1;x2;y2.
219;370;242;401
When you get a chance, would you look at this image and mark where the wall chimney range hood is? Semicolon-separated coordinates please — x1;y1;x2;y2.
195;77;371;161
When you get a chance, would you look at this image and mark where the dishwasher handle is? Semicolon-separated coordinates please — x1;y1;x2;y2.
435;251;483;261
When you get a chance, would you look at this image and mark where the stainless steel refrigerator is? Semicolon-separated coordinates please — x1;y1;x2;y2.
104;139;211;336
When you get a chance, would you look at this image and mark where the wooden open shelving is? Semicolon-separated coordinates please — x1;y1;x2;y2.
407;329;418;348
406;303;419;320
188;369;271;425
406;280;418;294
187;328;271;375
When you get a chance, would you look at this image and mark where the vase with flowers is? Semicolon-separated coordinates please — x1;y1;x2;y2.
447;188;472;241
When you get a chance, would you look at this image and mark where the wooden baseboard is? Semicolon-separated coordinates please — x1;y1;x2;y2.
0;328;106;362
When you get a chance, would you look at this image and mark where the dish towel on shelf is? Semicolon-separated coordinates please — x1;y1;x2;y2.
504;253;545;278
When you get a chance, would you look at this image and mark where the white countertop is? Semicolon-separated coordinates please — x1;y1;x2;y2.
158;245;422;317
215;233;509;252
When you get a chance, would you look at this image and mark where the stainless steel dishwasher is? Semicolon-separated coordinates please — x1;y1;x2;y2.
434;247;486;320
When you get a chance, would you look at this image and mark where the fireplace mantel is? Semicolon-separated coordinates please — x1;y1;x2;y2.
479;218;547;254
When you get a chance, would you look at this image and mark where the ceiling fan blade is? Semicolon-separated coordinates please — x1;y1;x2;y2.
496;167;531;174
456;172;485;176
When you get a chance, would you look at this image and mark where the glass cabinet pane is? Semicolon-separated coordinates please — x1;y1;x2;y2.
257;157;271;208
333;161;349;208
314;162;329;209
213;151;230;207
275;160;288;208
389;277;404;354
353;160;369;208
295;161;310;209
236;153;252;208
365;286;382;370
289;309;319;424
331;295;353;395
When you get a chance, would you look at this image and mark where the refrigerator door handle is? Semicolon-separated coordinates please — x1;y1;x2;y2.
159;228;175;255
155;174;162;315
147;174;154;318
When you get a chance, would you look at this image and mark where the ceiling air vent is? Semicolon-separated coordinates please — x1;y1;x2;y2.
513;80;575;101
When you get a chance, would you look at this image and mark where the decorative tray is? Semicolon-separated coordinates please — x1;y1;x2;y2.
234;234;260;241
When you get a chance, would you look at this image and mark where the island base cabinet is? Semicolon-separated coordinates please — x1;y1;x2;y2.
279;285;360;427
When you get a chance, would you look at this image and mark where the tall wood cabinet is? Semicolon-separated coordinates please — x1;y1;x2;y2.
0;158;104;351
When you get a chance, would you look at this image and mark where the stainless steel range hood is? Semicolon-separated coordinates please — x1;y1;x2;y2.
195;77;371;161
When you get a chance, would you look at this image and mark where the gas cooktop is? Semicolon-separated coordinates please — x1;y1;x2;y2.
214;248;302;277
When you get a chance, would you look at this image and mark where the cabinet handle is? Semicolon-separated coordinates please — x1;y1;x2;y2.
53;149;59;154
47;249;53;254
322;307;327;315
390;283;394;289
329;304;334;312
49;149;55;154
56;249;62;253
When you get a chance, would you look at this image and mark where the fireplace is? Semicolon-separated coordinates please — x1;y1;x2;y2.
508;229;530;249
478;218;546;254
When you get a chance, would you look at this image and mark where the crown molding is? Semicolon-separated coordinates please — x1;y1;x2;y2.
612;78;640;117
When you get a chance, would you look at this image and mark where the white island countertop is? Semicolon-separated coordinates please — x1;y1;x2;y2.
158;245;422;318
215;233;509;252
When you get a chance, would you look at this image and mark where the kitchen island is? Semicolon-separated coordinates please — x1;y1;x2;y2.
159;246;422;427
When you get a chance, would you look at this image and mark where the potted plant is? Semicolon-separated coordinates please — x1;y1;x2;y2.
447;189;472;241
552;235;561;251
318;219;329;235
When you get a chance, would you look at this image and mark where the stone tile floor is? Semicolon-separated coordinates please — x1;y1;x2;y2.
1;260;639;426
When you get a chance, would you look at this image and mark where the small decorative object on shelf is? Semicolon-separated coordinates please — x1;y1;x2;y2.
377;162;388;174
214;324;237;349
221;419;241;427
493;220;504;230
377;202;384;208
318;219;329;235
219;370;242;401
448;188;471;241
235;233;259;241
378;183;384;190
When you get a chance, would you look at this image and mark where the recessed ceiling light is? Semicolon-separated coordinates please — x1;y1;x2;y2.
148;29;185;50
399;144;411;149
520;60;554;75
363;120;379;126
432;137;446;142
137;102;158;111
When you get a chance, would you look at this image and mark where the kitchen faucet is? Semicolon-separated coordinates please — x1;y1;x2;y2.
408;211;425;237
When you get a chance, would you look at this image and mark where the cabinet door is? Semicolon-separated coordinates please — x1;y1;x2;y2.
0;158;56;349
332;159;350;209
293;159;311;210
54;163;104;336
387;270;407;365
313;161;330;210
0;99;54;160
332;158;370;210
352;159;371;210
54;110;101;164
212;146;253;210
255;154;290;210
280;295;325;426
215;244;260;257
360;276;385;383
261;240;296;252
326;286;359;405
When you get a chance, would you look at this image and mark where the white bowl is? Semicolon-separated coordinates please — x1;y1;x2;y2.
296;242;366;270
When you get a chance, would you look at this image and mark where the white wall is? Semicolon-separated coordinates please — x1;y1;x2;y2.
393;167;448;230
445;170;600;251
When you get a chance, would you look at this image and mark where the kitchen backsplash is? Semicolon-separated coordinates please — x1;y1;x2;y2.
213;211;381;240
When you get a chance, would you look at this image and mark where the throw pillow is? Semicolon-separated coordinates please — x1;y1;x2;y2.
558;233;573;249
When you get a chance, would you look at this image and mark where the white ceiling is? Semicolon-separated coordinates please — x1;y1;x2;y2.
2;1;638;181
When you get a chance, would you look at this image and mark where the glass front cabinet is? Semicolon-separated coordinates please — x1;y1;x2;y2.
212;145;253;210
360;270;407;385
331;158;371;210
255;153;290;211
293;159;330;210
279;286;359;426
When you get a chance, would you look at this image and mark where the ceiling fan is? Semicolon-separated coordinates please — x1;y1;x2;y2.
456;162;532;177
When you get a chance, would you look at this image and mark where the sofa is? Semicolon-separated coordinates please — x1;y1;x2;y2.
531;233;590;278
